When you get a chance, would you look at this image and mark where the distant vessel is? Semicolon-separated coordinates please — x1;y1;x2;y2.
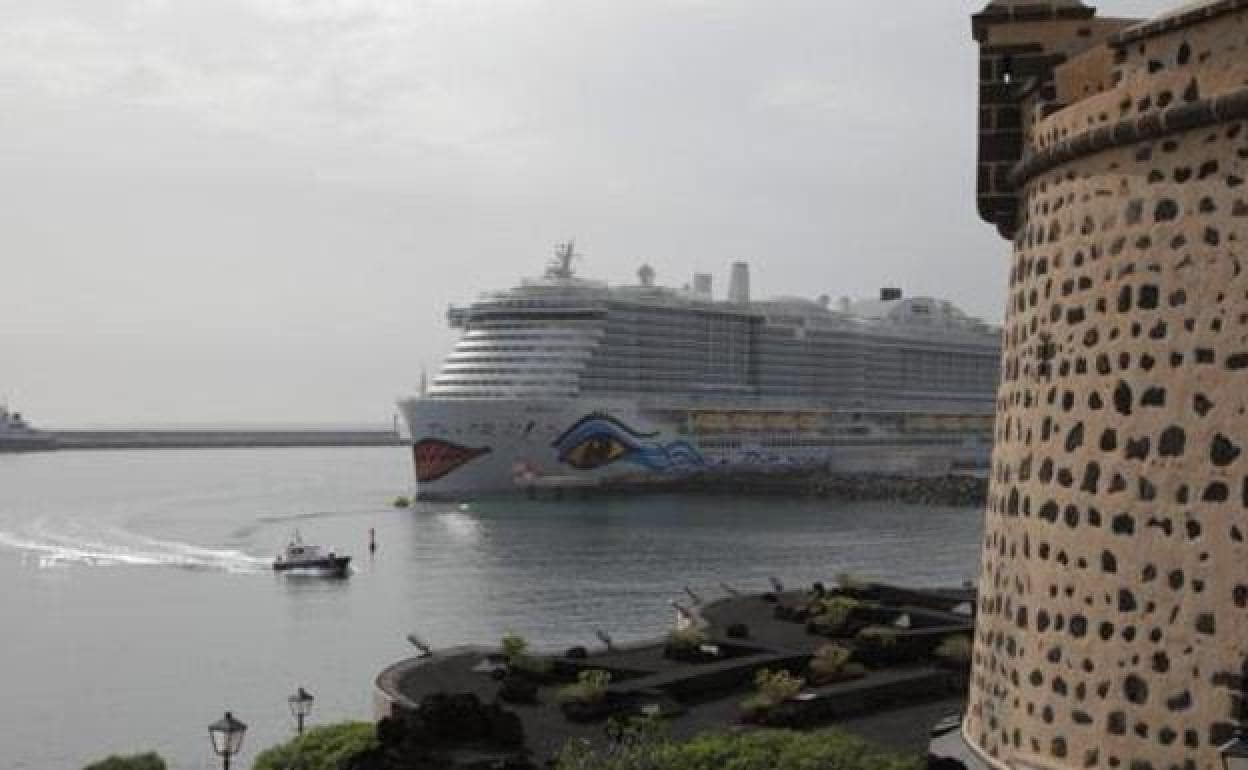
0;405;56;452
273;532;350;576
399;243;1002;499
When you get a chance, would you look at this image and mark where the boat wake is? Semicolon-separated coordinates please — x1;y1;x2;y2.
256;507;383;524
0;520;268;573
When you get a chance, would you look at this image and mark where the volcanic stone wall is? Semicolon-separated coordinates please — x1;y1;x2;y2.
966;3;1248;770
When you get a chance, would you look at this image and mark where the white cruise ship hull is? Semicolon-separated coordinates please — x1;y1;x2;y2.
398;397;991;500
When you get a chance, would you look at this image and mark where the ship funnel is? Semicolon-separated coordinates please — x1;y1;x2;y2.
880;287;903;301
693;273;712;298
728;262;750;304
638;264;656;287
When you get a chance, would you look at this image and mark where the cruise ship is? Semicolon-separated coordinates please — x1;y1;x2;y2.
398;244;1001;499
0;405;56;452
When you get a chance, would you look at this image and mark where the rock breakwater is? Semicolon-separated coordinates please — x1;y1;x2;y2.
597;471;987;507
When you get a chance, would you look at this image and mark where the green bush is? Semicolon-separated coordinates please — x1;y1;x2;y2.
808;643;852;682
665;626;707;652
809;596;861;633
556;669;612;705
934;635;973;665
555;724;919;770
756;669;803;703
500;632;552;676
251;722;378;770
556;717;669;770
501;632;528;661
83;754;166;770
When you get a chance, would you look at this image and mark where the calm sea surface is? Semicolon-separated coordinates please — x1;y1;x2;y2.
0;447;983;769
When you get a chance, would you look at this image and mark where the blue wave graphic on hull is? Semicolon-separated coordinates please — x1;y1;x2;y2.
551;414;704;472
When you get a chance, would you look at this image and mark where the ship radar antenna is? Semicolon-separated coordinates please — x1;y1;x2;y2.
547;239;580;280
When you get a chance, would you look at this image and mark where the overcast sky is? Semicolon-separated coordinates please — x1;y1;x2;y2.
1;0;1174;426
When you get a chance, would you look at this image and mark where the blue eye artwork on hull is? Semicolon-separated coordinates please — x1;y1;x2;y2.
551;414;705;472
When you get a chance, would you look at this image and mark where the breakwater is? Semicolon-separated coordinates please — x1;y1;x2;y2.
47;429;405;450
596;471;988;507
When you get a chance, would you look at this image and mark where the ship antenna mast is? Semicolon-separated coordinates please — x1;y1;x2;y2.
547;239;580;280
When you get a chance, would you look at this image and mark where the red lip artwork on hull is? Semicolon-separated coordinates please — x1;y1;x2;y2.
412;439;491;483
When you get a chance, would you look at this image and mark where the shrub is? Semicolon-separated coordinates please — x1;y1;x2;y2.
252;722;378;770
747;668;803;711
554;725;920;770
809;644;851;678
808;596;861;634
83;754;166;770
664;626;714;661
556;669;612;705
665;626;707;652
669;729;919;770
500;632;528;662
501;632;552;677
934;635;973;666
555;717;669;770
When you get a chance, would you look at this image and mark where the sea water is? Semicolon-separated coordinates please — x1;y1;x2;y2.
0;447;983;769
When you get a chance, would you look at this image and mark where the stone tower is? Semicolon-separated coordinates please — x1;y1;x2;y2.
963;1;1248;769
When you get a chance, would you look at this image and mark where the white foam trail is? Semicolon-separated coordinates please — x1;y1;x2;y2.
0;524;268;573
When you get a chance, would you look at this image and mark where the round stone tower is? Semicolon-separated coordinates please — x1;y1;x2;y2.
965;2;1248;769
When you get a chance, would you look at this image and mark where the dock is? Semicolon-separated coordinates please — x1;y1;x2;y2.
45;429;406;450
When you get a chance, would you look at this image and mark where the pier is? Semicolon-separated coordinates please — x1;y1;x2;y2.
45;429;405;450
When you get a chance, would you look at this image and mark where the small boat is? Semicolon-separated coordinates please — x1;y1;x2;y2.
273;532;350;576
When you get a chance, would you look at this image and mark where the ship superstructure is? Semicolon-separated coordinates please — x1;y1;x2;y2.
400;244;1001;498
0;405;56;452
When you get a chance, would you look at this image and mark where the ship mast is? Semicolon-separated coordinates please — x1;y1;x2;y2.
546;240;579;280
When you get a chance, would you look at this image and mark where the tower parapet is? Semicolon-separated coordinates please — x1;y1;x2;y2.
972;1;1140;238
960;2;1248;770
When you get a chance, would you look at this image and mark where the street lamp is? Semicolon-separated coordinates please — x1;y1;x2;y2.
288;687;315;735
208;711;247;770
1220;727;1248;770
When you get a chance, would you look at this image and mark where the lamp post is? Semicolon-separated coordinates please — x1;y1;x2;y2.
288;687;315;735
1221;727;1248;770
208;712;247;770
